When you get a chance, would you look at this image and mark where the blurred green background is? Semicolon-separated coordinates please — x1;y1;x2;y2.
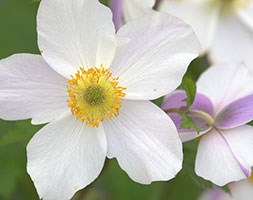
0;0;210;199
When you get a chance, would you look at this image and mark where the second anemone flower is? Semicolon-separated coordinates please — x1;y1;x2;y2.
163;63;253;186
160;0;253;66
0;0;200;199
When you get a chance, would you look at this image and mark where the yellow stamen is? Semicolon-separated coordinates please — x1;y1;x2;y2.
67;66;126;127
250;173;253;183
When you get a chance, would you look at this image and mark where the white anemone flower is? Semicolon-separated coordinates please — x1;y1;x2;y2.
0;0;200;199
159;0;253;66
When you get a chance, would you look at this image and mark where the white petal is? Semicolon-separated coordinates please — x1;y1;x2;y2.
104;100;183;184
159;0;219;52
197;63;253;114
179;127;211;143
198;179;253;200
110;12;200;100
37;0;115;78
27;113;107;200
96;36;130;69
195;126;253;186
221;125;253;176
0;54;68;124
210;15;253;68
229;179;253;200
122;0;155;22
237;1;253;32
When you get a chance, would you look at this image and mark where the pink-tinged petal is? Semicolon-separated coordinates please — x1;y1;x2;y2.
104;100;182;184
27;113;107;200
111;12;200;100
162;90;214;115
229;179;253;200
215;94;253;129
198;187;229;200
162;90;214;135
0;54;68;124
199;179;253;200
110;0;123;30
37;0;115;78
196;126;253;186
197;63;253;114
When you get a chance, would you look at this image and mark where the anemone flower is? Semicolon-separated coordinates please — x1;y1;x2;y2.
0;0;200;199
159;0;253;66
162;63;253;186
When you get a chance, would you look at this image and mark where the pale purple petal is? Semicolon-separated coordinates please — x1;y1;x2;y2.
110;0;123;30
162;90;214;131
215;94;253;129
198;187;230;200
209;187;226;200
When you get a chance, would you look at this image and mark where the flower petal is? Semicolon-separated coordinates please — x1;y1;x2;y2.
96;35;129;70
197;63;253;114
159;0;219;52
199;179;253;200
237;2;253;31
103;100;183;184
37;0;115;78
198;187;230;200
122;0;155;22
210;15;253;67
110;12;200;100
195;126;253;186
27;113;107;200
110;0;123;30
216;94;253;129
0;54;68;124
229;179;253;200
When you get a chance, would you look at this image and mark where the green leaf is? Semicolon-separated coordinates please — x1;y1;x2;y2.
151;97;163;107
220;185;231;195
181;76;197;108
180;112;200;133
247;120;253;126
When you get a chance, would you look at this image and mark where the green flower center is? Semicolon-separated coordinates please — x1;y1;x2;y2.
84;85;105;107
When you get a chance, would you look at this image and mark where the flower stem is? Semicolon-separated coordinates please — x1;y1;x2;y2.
188;110;214;126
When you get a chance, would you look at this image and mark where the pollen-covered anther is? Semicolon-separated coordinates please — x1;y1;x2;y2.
67;66;126;127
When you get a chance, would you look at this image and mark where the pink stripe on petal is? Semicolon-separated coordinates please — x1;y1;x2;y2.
215;94;253;129
218;129;251;178
110;0;123;30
